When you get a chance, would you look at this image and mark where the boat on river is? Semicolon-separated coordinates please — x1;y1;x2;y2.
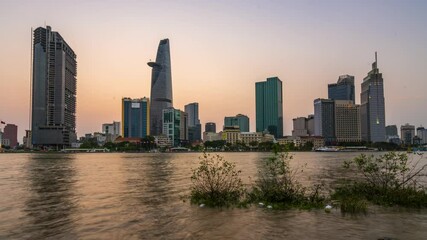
315;147;339;152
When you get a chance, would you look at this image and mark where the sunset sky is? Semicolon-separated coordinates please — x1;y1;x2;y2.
1;0;427;141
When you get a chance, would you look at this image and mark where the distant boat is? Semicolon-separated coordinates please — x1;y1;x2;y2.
315;147;339;152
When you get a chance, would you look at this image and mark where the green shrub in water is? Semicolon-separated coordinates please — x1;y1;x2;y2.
249;147;326;209
190;152;245;207
333;152;427;211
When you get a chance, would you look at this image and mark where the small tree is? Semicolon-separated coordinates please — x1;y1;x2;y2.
190;152;245;207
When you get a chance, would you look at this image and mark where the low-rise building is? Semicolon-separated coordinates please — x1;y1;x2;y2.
292;115;314;137
240;132;263;145
277;136;324;149
102;121;121;142
222;126;240;144
3;124;18;148
154;135;172;148
203;132;222;142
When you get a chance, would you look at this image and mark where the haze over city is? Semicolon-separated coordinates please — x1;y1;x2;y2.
1;0;427;140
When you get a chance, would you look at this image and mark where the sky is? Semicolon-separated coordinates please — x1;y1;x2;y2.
1;0;427;141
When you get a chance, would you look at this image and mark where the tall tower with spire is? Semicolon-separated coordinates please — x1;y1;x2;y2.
148;39;173;136
360;52;386;142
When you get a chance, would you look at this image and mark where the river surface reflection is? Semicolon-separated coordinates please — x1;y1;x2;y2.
0;152;426;239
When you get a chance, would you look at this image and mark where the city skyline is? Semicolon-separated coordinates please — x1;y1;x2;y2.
1;1;427;140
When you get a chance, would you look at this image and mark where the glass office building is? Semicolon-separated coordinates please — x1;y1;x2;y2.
255;77;283;138
122;97;150;138
328;75;355;103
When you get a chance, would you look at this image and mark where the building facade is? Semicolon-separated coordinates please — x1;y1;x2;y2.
162;108;188;147
221;126;241;145
102;121;121;142
292;115;314;137
314;98;335;143
148;39;173;136
185;102;201;142
0;131;2;149
401;123;415;145
334;100;361;142
122;98;150;138
386;125;398;136
31;26;77;148
3;124;18;147
102;121;121;136
224;114;249;132
256;77;283;138
416;127;427;144
205;122;216;133
277;136;324;150
386;125;400;144
360;53;386;142
203;132;222;142
328;75;355;102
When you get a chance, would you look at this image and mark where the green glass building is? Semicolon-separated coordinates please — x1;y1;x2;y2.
162;108;188;147
224;114;249;132
256;77;283;138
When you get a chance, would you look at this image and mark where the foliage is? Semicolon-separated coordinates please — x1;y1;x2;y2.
204;140;226;150
344;152;427;191
190;152;245;207
80;138;99;148
102;136;157;152
248;147;325;209
299;141;314;151
333;152;427;209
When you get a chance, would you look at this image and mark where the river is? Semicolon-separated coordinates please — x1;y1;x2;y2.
0;152;426;239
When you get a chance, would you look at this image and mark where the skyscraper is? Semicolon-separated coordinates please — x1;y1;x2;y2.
360;52;386;142
224;114;249;132
163;108;188;147
328;75;355;102
314;98;335;143
31;26;77;148
185;103;200;127
148;39;173;136
185;102;201;142
122;98;150;138
256;77;283;138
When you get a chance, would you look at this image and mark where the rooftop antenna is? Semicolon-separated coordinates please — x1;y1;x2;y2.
375;51;377;65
